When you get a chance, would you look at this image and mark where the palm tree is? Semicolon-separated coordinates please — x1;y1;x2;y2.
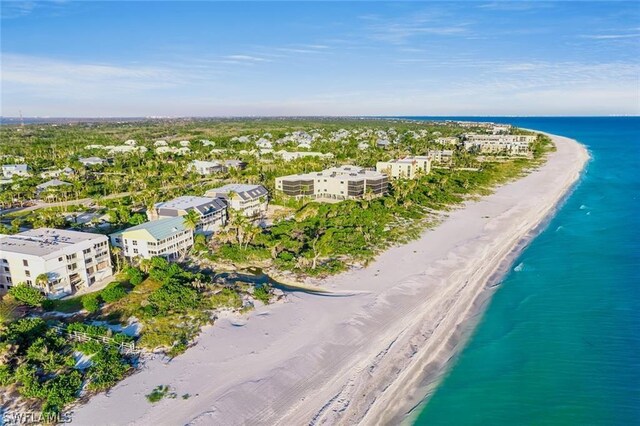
35;273;50;292
112;246;123;272
183;209;200;231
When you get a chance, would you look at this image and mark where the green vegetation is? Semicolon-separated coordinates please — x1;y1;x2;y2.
82;293;100;313
146;385;175;403
100;282;127;303
0;318;134;415
8;284;45;307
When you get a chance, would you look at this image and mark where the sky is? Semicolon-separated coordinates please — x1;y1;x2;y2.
1;1;639;117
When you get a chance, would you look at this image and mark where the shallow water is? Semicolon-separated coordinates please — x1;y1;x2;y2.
410;117;640;425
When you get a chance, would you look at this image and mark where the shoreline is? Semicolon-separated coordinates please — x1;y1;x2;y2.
71;132;589;426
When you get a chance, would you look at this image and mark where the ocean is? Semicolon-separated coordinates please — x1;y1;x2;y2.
409;117;640;425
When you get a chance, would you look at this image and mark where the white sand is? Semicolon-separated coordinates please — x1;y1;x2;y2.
71;133;588;426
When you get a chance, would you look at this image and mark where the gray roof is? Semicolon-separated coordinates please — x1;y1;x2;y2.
155;196;226;217
205;184;268;201
0;228;106;259
113;216;188;241
36;179;72;190
79;157;105;165
2;164;28;171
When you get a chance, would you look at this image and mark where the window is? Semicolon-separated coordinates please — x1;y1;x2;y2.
3;267;8;272
133;249;139;254
26;280;32;285
25;270;30;277
83;248;91;254
7;277;12;283
132;241;138;245
22;259;28;267
58;257;63;262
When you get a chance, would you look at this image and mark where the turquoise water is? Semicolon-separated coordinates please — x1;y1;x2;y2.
411;117;640;425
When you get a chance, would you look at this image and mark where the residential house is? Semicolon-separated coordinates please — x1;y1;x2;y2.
204;184;268;218
78;157;106;166
110;216;194;260
149;196;227;234
36;179;72;196
189;160;226;175
40;167;74;179
275;165;388;201
376;156;432;179
0;228;112;298
2;164;30;178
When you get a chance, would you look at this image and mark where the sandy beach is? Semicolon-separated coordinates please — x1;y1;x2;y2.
71;132;589;426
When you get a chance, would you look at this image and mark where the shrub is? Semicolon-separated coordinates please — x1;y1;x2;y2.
209;288;242;309
100;282;127;304
8;284;45;307
82;294;100;313
253;285;271;304
124;266;144;286
146;385;170;403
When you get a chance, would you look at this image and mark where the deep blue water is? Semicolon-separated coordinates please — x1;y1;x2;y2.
407;117;640;425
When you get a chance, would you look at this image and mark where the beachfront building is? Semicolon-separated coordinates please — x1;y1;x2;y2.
2;164;30;178
149;196;227;234
376;156;432;179
0;228;112;298
275;165;388;201
427;149;455;164
110;216;194;261
463;134;536;155
204;184;268;218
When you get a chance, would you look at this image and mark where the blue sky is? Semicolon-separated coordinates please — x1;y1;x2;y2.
1;1;639;116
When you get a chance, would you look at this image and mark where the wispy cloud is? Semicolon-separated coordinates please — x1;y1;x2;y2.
361;11;471;44
1;54;181;99
580;33;640;40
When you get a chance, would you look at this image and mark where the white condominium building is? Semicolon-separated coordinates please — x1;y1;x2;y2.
110;216;194;260
0;228;112;299
275;165;388;201
376;156;432;179
463;134;536;155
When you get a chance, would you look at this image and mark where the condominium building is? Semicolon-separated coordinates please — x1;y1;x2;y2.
275;165;388;201
376;156;432;179
463;134;536;155
110;216;194;260
148;196;227;234
189;160;226;175
0;228;112;298
427;149;455;164
204;184;268;218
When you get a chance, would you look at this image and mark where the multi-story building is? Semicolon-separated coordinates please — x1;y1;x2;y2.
376;156;432;179
110;216;194;260
427;149;455;164
204;184;268;218
0;228;112;298
148;196;227;234
463;134;536;155
189;160;226;175
275;165;388;201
